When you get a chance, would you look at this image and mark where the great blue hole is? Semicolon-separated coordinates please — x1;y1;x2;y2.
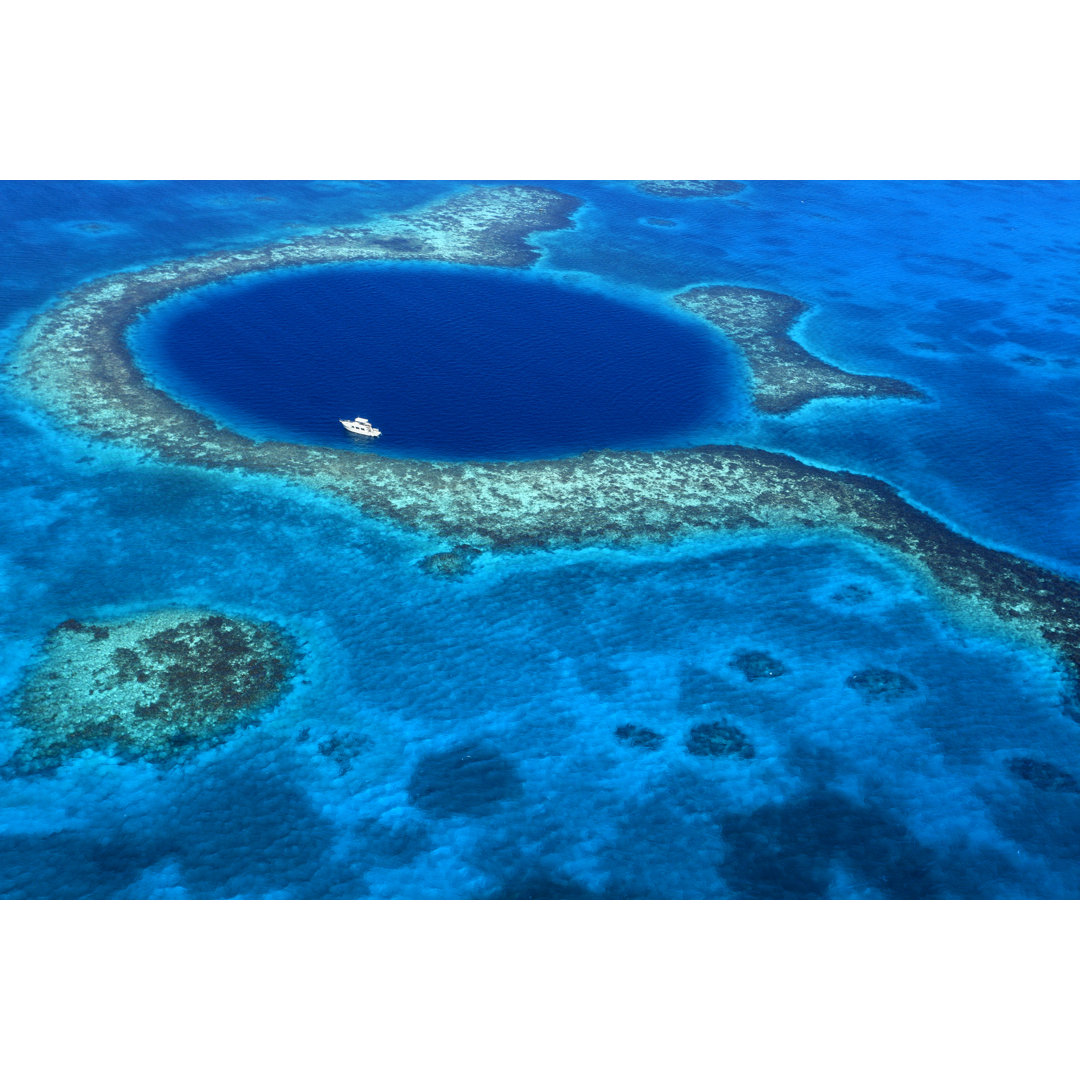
132;263;736;461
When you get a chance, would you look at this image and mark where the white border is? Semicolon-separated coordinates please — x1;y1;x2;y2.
3;3;1078;1077
3;2;1078;178
5;902;1079;1078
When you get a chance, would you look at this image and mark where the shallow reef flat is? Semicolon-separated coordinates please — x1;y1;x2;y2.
674;286;928;414
10;183;1080;697
11;610;295;771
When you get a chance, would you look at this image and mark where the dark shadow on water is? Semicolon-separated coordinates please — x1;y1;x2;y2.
408;740;523;818
719;790;941;899
491;877;598;900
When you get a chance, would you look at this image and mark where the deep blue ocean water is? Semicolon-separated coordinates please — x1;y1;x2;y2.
132;263;736;459
2;180;1080;898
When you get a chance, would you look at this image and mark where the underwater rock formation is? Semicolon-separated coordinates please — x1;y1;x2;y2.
730;650;786;681
614;724;665;751
1006;757;1080;794
316;730;371;776
685;720;755;759
831;583;874;605
417;544;483;577
635;181;745;199
673;285;927;414
845;668;917;702
11;610;295;770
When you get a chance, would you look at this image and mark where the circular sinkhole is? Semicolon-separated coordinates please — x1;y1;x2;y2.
131;263;738;461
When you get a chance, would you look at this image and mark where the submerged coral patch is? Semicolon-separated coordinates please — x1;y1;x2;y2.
831;583;875;605
576;658;631;697
845;667;917;702
316;730;372;776
12;610;295;770
1007;756;1080;793
730;650;786;681
614;724;665;751
685;720;755;759
417;544;483;577
635;181;746;199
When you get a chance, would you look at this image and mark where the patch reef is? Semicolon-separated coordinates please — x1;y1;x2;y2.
12;611;295;769
635;180;746;199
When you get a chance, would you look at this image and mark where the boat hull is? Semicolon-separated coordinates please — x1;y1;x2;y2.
340;418;381;437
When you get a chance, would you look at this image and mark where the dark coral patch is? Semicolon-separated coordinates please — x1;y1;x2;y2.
831;583;874;605
417;544;483;577
316;730;372;776
685;720;755;759
492;877;597;899
408;741;522;817
1007;757;1080;794
614;724;665;751
845;668;917;702
57;618;110;640
12;609;295;770
635;180;745;199
730;650;786;681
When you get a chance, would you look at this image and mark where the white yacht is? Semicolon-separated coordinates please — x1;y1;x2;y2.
340;417;381;437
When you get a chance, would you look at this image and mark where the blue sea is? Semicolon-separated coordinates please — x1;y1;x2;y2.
2;179;1080;898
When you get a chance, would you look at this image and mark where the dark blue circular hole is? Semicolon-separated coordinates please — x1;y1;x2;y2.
136;264;735;461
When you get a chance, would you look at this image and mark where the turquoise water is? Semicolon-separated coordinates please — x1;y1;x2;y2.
2;181;1080;898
